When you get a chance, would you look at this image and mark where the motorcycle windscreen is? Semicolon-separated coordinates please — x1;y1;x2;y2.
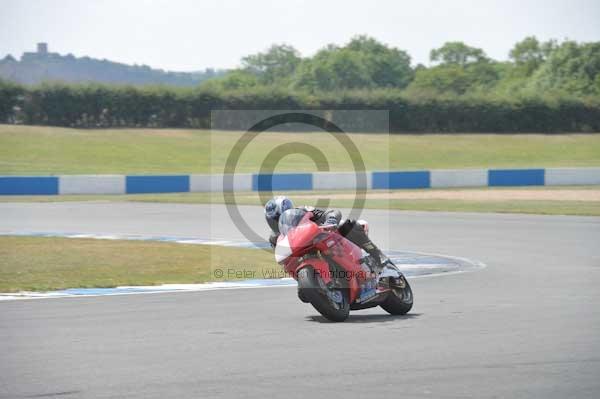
278;208;307;236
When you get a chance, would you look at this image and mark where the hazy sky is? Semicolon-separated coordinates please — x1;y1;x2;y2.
1;0;599;71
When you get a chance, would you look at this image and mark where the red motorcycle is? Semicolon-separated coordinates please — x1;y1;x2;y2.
275;208;413;322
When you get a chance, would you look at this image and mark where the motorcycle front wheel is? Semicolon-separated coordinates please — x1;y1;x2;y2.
297;267;350;322
380;275;413;315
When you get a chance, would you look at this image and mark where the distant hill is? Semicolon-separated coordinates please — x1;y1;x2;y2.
0;43;225;87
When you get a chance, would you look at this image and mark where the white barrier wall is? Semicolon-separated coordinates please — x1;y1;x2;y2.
190;174;253;192
59;175;125;195
545;168;600;186
3;167;600;195
430;169;488;188
312;172;371;190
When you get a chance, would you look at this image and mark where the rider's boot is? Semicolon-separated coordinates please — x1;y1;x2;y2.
338;219;389;270
361;240;389;269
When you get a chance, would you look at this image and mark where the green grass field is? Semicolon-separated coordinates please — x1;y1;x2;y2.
1;124;599;175
0;236;275;292
2;126;598;294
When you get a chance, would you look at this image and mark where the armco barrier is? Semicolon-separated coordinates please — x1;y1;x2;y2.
1;168;599;195
252;173;312;191
545;168;600;186
488;169;545;187
372;171;430;189
430;169;487;188
0;176;59;195
59;175;124;195
126;175;190;194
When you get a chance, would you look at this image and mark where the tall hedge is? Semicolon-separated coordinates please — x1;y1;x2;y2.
1;81;599;132
0;79;25;123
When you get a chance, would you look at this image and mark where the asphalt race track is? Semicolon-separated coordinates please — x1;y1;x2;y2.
1;202;599;398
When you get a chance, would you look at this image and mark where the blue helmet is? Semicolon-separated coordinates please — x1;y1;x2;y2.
265;196;294;232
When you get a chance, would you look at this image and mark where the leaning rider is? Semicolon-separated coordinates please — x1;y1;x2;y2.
264;196;388;268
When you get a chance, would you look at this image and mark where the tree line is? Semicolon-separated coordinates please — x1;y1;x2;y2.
207;36;600;98
0;36;599;132
0;50;225;87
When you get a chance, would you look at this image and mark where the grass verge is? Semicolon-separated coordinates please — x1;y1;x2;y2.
1;187;599;216
1;124;600;174
0;236;275;293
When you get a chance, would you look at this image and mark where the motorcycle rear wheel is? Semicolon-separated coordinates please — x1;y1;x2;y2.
297;267;350;322
380;277;413;315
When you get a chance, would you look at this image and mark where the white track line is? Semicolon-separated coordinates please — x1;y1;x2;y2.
0;232;485;300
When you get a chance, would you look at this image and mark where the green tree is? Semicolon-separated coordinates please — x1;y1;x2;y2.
201;70;259;90
430;42;488;66
528;41;600;95
293;36;413;91
409;42;498;95
408;65;470;94
293;47;374;91
345;35;414;88
509;36;557;76
241;44;301;85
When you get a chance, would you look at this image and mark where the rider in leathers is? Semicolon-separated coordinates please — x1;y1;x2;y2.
264;196;388;268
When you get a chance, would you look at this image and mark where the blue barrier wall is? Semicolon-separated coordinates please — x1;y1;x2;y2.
0;177;59;195
126;175;190;194
1;168;599;195
252;173;313;191
488;169;545;187
372;171;430;189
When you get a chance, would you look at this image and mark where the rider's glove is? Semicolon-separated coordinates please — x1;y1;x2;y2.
325;214;340;226
268;232;279;248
